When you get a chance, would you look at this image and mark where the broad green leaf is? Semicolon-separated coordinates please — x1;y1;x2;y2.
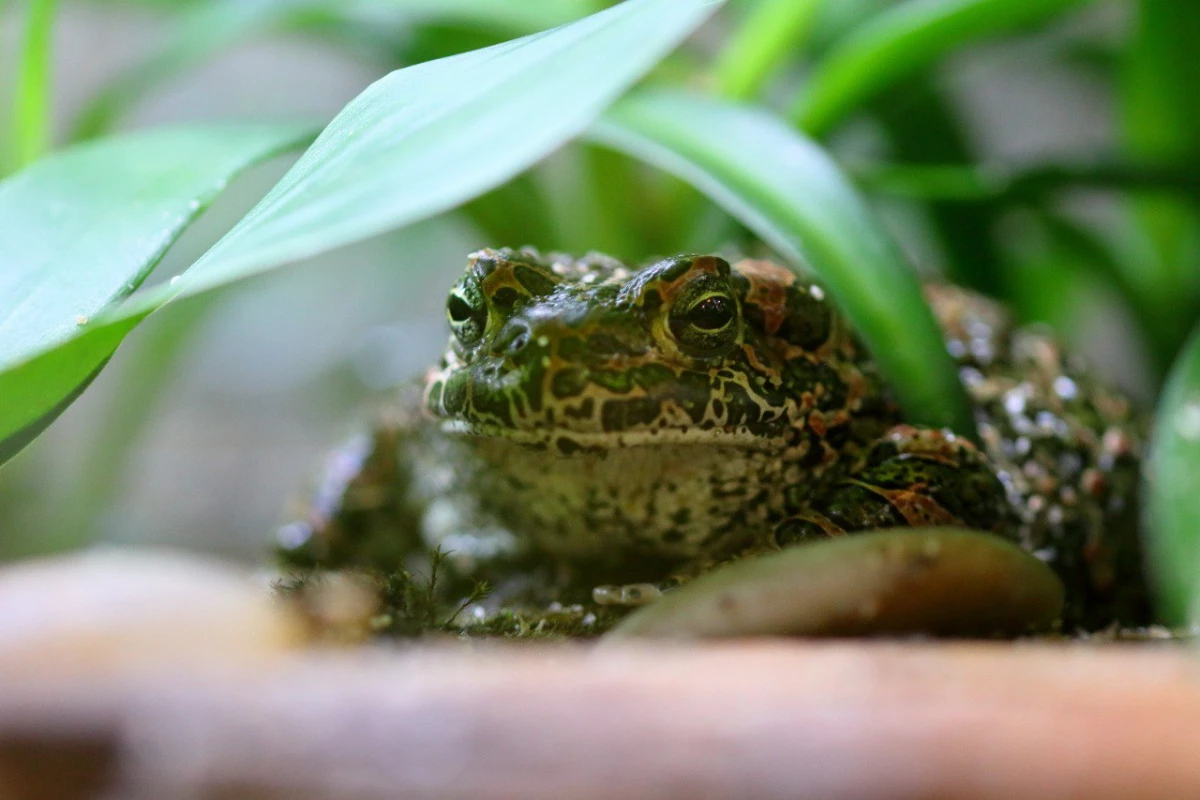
0;0;721;460
791;0;1093;135
1145;326;1200;625
11;0;57;171
0;330;125;466
164;0;721;299
71;0;605;141
588;90;975;437
0;124;315;461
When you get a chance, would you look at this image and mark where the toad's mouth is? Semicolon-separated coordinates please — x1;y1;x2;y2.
435;417;787;451
425;356;803;450
428;378;796;452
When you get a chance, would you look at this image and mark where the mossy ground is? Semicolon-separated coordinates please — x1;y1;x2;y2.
275;548;629;641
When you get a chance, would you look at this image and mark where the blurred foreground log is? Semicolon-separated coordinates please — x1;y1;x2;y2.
2;642;1200;800
2;549;1199;799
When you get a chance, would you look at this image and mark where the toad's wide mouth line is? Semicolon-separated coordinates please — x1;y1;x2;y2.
435;419;787;450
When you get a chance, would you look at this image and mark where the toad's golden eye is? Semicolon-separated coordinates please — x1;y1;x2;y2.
668;284;741;358
447;285;487;345
682;295;735;331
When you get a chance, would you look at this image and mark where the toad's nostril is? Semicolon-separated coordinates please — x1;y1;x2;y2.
493;320;532;355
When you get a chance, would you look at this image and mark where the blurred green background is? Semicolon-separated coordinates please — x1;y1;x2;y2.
0;0;1195;568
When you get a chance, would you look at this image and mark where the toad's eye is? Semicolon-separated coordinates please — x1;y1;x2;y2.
682;295;735;331
447;288;487;345
668;288;740;357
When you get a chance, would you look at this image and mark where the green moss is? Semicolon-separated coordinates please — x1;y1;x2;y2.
371;548;492;637
458;604;627;639
277;546;642;641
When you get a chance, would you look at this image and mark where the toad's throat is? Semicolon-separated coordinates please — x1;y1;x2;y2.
449;435;806;563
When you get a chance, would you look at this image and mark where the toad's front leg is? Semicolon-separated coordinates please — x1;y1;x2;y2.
604;426;1057;639
278;414;427;573
773;425;1015;546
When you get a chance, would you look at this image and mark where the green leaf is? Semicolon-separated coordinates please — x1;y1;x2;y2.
791;0;1093;135
11;0;58;171
1145;325;1200;625
588;90;975;437
869;81;1007;299
163;0;722;300
0;0;721;460
70;0;605;141
1123;0;1200;165
0;124;315;462
807;0;893;52
712;0;824;100
1119;0;1200;376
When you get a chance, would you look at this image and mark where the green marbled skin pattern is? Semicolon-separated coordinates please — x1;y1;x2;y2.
288;249;1149;629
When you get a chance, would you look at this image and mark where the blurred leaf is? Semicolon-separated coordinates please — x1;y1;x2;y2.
713;0;823;100
858;160;1200;204
71;0;605;141
0;124;315;463
998;211;1133;358
1123;0;1200;165
72;0;354;141
791;0;1093;135
10;0;57;171
72;0;326;140
1032;212;1143;324
588;90;975;437
533;146;644;258
870;81;1006;298
396;21;512;67
1145;325;1200;625
807;0;892;51
0;0;721;459
48;297;214;555
460;174;560;252
365;0;604;29
1120;0;1200;376
855;162;1001;201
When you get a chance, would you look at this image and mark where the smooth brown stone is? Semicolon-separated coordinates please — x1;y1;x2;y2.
611;528;1065;639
